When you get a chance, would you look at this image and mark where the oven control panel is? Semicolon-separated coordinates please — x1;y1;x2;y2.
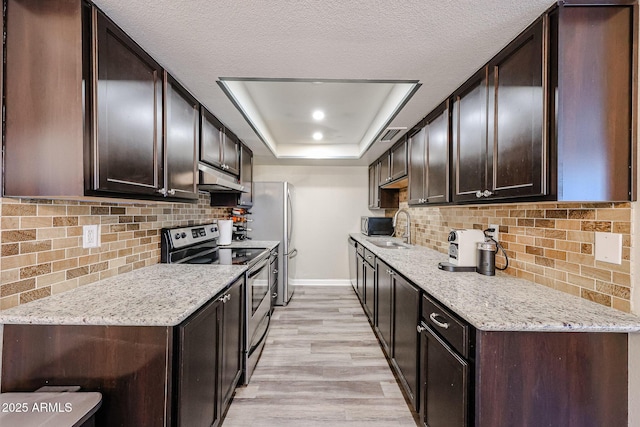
168;223;220;249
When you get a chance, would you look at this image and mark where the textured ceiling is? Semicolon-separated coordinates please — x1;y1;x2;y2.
92;0;556;165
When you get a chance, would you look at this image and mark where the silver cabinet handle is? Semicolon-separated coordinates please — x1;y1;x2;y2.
417;324;426;333
272;292;278;298
483;190;493;197
429;312;450;329
475;191;483;198
157;188;168;196
366;255;373;259
273;269;278;274
167;189;176;196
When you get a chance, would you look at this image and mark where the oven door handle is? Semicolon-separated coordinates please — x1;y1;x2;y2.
248;313;271;356
248;262;268;279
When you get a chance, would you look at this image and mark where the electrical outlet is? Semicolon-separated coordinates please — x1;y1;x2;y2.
83;224;101;249
487;224;500;242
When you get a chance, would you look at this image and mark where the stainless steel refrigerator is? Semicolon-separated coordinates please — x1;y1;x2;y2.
250;182;296;305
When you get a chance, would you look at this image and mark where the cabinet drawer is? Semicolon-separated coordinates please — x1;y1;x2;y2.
422;294;469;358
363;248;375;266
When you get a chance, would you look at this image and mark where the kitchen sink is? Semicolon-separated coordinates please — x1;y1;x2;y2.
366;239;411;249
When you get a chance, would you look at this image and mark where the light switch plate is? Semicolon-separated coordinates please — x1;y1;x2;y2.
594;232;622;265
82;224;101;249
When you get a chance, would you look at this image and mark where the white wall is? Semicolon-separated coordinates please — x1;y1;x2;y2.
254;164;374;283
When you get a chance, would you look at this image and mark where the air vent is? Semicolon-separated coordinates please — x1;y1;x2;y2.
379;127;406;142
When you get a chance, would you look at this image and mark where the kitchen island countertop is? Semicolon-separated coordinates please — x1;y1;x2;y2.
351;233;640;332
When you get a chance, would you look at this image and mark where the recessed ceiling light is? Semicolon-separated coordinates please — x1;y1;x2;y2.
312;110;325;121
312;132;323;141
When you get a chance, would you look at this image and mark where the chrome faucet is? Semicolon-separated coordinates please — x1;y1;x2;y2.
393;208;411;244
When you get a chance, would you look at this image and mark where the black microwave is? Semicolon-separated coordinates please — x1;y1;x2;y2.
361;216;394;236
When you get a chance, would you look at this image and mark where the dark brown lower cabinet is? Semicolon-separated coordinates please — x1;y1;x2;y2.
177;297;221;426
474;331;627;427
392;273;420;411
420;325;470;427
363;254;376;323
219;279;243;413
417;322;629;427
375;259;393;356
1;277;245;427
355;248;365;302
174;276;244;427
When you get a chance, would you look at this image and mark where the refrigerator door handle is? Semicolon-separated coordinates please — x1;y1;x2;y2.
287;248;298;259
287;187;293;247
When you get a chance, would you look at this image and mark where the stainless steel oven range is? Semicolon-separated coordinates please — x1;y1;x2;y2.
160;222;271;385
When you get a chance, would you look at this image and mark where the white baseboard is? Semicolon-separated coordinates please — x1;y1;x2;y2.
291;279;351;287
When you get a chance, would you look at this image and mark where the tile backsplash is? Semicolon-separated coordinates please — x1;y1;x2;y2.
391;189;633;312
0;195;230;311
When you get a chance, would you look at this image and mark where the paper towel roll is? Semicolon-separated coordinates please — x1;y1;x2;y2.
218;220;233;245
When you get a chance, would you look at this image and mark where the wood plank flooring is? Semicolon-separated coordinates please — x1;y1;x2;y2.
223;285;418;427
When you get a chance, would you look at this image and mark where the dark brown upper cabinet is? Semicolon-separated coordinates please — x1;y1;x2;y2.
377;138;409;188
164;73;199;200
550;4;636;202
408;100;450;205
453;18;544;203
200;107;240;177
3;1;198;202
450;3;637;203
4;0;90;199
238;144;254;207
94;9;164;197
369;162;399;209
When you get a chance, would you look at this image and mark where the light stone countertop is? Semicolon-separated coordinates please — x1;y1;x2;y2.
0;241;280;327
0;264;248;327
350;233;640;332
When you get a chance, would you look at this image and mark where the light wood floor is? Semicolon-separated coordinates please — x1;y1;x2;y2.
223;285;418;427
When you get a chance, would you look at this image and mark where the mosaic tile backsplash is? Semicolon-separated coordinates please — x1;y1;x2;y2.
391;189;633;313
0;195;231;310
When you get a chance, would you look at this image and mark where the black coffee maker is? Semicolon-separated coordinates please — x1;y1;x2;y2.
476;228;509;276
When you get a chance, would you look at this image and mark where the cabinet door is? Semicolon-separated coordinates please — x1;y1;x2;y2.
222;130;240;176
238;144;253;207
364;260;376;323
393;274;420;410
200;107;224;168
390;138;408;181
164;73;198;200
356;255;365;302
421;326;469;427
408;127;427;205
426;102;450;204
368;164;380;208
94;9;163;195
177;299;221;427
220;278;243;413
452;69;488;202
375;260;393;356
379;156;390;186
487;19;544;200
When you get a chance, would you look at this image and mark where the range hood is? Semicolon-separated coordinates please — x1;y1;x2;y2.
198;163;246;193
